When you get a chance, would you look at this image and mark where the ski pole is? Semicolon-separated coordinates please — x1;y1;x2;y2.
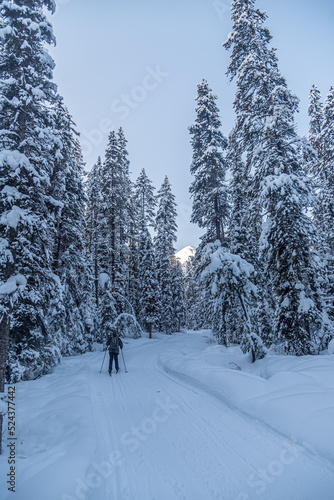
121;349;128;373
100;349;107;373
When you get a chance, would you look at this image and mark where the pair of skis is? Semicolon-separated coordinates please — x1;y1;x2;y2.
100;348;128;374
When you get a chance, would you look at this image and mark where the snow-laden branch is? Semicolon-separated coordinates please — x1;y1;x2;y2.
112;313;142;338
0;274;27;295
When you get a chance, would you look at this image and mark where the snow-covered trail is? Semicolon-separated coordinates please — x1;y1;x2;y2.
1;333;334;500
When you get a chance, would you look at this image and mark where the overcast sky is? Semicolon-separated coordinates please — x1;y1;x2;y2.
48;0;334;251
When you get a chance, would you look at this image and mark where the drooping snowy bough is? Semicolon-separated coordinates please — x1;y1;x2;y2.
201;241;266;362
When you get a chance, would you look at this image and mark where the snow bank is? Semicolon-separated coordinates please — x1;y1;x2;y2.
158;339;334;464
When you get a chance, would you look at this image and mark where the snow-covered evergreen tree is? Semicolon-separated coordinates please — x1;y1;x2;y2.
188;79;230;336
99;129;132;311
134;168;156;233
0;0;66;382
127;190;140;318
131;168;157;318
227;133;249;258
85;157;103;309
224;0;276;266
308;85;324;154
318;88;334;254
189;79;229;245
201;241;266;360
116;127;133;303
154;176;178;334
137;229;159;338
97;273;117;343
314;87;334;323
51;103;93;354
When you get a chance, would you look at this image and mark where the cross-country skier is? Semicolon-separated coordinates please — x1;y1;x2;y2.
106;329;123;375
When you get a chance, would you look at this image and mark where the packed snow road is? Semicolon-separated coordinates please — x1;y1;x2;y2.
1;332;334;500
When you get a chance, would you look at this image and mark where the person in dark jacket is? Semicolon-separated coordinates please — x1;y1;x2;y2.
106;329;123;374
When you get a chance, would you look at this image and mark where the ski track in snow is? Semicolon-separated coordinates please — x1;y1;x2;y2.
1;333;334;500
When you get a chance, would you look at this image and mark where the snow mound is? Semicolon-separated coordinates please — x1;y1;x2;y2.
158;341;334;464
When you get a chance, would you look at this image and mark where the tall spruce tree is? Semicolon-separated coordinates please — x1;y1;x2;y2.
224;0;276;267
189;79;229;245
137;229;159;338
201;241;266;359
0;0;65;390
188;79;229;337
116;127;133;304
134;168;156;233
99;129;132;310
318;88;334;254
133;168;157;322
51;104;93;354
315;87;334;323
227;132;249;258
154;176;178;334
309;85;324;155
85;157;103;309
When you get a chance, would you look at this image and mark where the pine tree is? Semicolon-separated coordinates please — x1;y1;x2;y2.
116;127;133;304
51;103;93;354
315;87;334;324
227;131;250;258
97;274;117;343
86;157;103;308
189;79;229;245
224;0;277;266
225;132;256;344
134;168;156;233
131;168;157;318
201;241;266;360
318;88;334;254
0;0;65;387
127;190;140;318
308;85;324;154
99;129;132;310
188;79;230;338
137;229;159;338
154;176;178;334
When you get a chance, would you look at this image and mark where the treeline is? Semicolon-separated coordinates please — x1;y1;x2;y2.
86;134;185;342
185;0;334;359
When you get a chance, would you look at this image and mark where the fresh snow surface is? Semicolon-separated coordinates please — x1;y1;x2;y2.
1;331;334;500
175;246;195;265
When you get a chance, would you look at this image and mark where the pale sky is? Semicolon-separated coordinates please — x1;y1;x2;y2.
48;0;334;251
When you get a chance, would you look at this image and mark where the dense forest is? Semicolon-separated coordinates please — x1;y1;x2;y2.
0;0;333;394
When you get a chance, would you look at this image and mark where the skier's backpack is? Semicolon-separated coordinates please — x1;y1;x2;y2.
109;332;118;351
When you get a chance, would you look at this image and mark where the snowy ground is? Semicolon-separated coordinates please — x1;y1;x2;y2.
1;331;334;500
